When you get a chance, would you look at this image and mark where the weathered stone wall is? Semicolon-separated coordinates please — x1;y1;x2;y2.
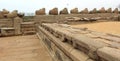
0;19;13;27
34;13;118;23
37;23;120;61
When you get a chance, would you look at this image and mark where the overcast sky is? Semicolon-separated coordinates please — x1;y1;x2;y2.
0;0;120;13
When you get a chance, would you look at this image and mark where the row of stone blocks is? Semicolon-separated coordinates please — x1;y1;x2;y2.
37;23;120;61
21;22;36;34
35;7;120;15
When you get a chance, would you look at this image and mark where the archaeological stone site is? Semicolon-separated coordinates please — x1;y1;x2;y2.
0;6;120;61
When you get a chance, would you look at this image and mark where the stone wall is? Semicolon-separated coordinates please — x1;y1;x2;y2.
34;13;118;23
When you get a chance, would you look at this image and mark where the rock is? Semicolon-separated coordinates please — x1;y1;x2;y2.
59;8;68;14
70;8;78;14
49;8;58;15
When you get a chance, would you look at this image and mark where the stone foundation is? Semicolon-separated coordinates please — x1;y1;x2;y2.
36;23;120;61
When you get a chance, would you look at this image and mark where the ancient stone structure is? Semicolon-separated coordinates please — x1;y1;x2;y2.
99;7;106;13
70;8;78;14
59;8;69;14
14;17;23;35
49;8;58;15
21;22;36;34
89;8;97;14
107;8;112;13
35;8;46;15
113;8;119;14
36;23;120;61
80;8;89;14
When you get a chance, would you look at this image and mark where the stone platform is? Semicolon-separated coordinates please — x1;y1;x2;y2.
37;23;120;61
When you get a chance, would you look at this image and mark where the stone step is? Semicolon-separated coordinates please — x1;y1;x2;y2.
1;27;15;36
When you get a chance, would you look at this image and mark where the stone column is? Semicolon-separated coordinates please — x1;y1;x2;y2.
14;17;23;35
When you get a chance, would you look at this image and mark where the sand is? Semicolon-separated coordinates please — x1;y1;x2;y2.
71;22;120;34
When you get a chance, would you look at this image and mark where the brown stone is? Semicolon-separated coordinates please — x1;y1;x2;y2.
91;8;97;14
0;11;4;18
14;17;23;35
107;8;112;13
59;8;68;14
99;7;106;13
2;9;9;14
97;47;120;61
36;8;46;15
6;10;18;18
80;8;89;14
113;8;119;14
49;8;58;15
70;8;78;14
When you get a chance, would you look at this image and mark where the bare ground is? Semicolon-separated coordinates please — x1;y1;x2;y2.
0;35;53;61
71;21;120;34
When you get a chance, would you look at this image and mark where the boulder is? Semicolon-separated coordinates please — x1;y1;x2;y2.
113;8;119;14
70;8;78;14
49;8;58;15
59;8;68;14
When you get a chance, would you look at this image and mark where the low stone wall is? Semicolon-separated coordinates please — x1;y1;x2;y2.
0;19;13;27
37;23;120;61
34;13;119;23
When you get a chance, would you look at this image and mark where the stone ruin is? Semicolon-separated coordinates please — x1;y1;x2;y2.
59;8;69;14
113;8;119;14
80;8;89;14
70;8;79;14
98;7;106;13
49;8;58;15
106;8;112;13
0;9;24;19
35;7;120;15
35;8;46;15
89;8;97;14
0;9;35;36
0;8;120;61
36;23;120;61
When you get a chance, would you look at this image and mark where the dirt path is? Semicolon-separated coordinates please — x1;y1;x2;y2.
71;22;120;34
0;35;53;61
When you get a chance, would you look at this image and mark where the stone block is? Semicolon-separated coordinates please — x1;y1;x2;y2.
97;47;120;61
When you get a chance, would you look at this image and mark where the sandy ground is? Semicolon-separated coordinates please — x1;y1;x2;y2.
71;21;120;34
0;35;53;61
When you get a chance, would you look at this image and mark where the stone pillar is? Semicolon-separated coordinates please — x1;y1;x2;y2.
14;17;23;35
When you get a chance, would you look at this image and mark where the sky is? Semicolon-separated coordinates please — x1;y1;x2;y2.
0;0;120;13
